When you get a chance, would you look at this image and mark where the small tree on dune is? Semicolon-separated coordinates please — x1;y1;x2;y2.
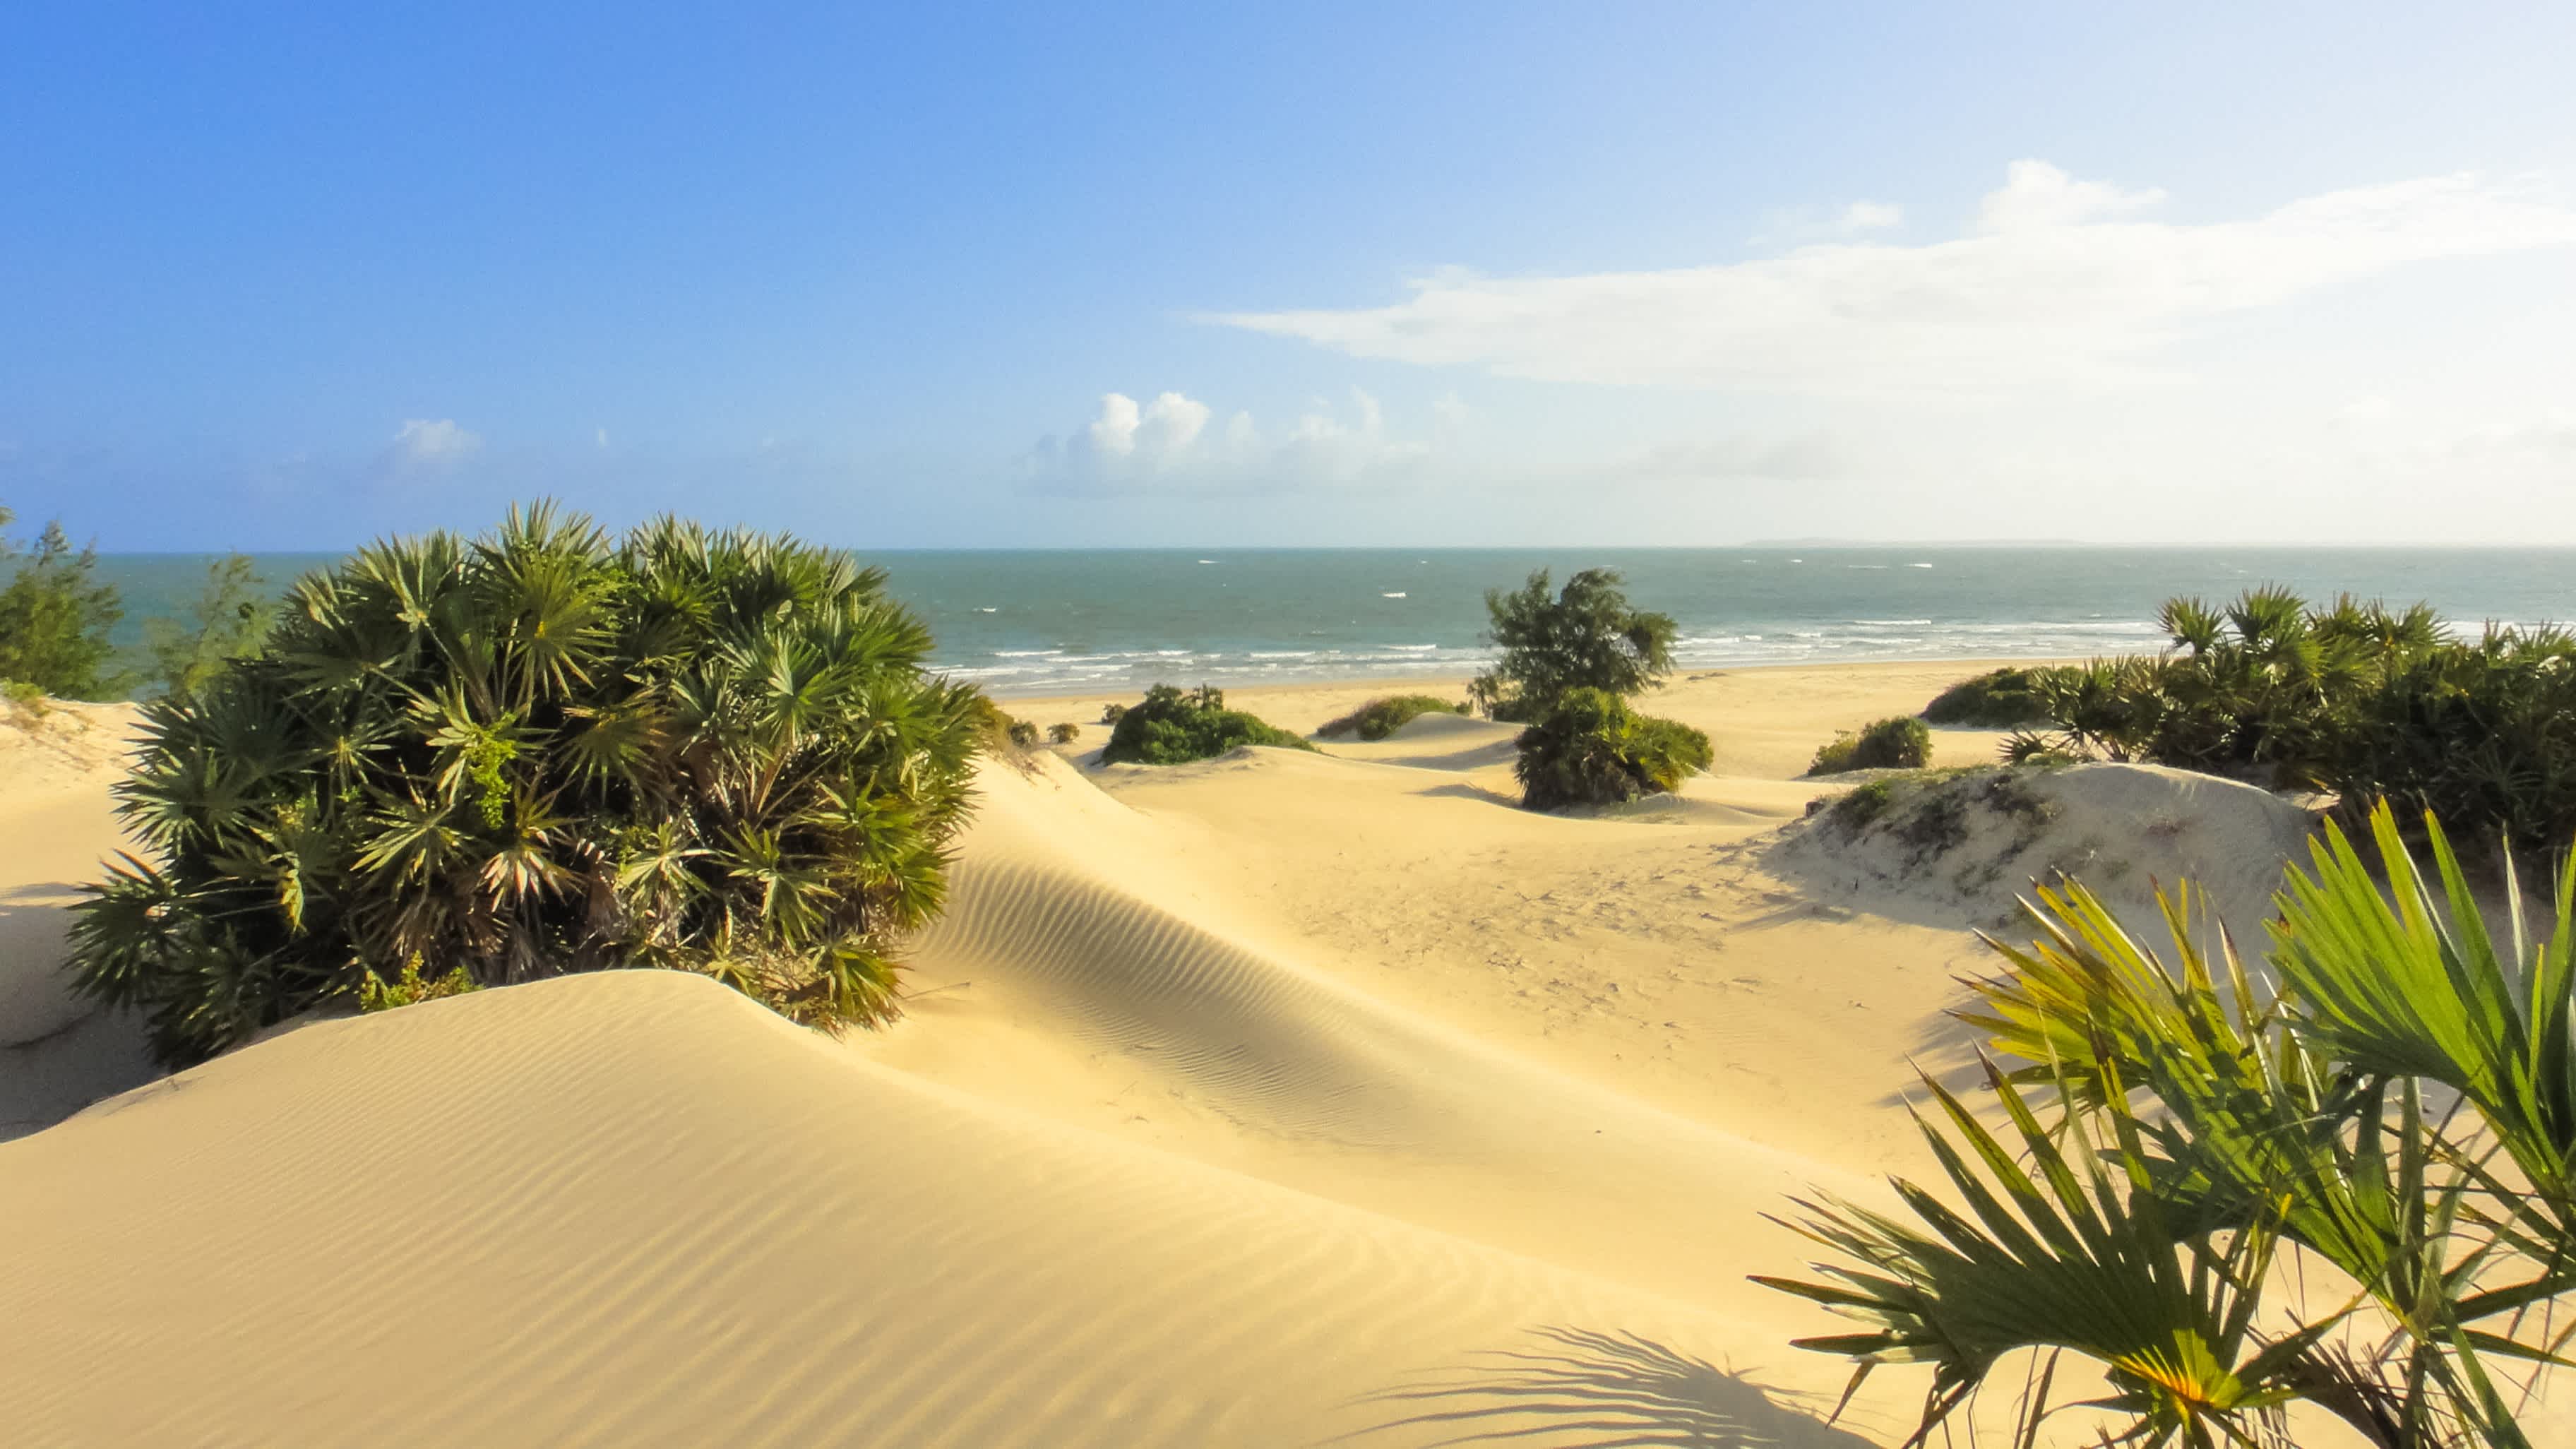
143;553;274;699
1470;568;1678;722
0;503;124;699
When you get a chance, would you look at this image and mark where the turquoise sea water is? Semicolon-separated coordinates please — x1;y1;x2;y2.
92;547;2576;699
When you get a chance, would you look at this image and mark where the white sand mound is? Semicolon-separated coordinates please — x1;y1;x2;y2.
0;971;1871;1448
1776;762;2323;941
0;700;156;1137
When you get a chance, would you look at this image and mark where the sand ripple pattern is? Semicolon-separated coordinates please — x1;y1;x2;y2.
0;974;1866;1447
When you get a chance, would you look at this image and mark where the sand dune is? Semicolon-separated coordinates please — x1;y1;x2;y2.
0;700;155;1140
0;970;1874;1448
0;662;2361;1445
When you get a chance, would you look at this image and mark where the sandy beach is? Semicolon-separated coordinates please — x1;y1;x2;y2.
0;660;2468;1445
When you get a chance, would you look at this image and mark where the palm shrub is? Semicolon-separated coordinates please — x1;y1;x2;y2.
1808;715;1933;775
1316;693;1469;741
69;505;988;1066
1758;803;2576;1448
1099;683;1313;765
2017;590;2576;853
1513;687;1710;811
1469;568;1678;722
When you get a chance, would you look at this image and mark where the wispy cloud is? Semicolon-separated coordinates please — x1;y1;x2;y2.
1208;162;2576;396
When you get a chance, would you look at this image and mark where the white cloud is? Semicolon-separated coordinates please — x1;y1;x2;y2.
1974;159;2164;232
1030;388;1437;492
386;417;482;470
595;427;610;449
1838;200;1904;232
1079;390;1210;469
1208;162;2576;395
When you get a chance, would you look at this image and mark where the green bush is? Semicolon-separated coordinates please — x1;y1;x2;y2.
1808;715;1933;775
1047;722;1080;745
1921;666;2058;726
1316;693;1469;741
1469;568;1678;722
69;505;987;1066
2017;588;2576;852
1006;718;1041;749
0;504;123;700
1099;702;1126;725
1100;684;1314;765
1512;687;1709;811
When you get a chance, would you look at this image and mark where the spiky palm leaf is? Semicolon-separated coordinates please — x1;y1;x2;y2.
1762;804;2576;1448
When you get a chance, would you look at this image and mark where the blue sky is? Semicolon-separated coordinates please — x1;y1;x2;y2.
4;2;2573;549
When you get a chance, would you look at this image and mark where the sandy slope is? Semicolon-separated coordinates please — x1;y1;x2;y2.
0;663;2363;1445
0;699;155;1139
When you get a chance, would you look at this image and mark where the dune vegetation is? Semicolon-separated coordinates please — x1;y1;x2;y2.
1920;664;2056;726
1984;589;2576;851
1469;567;1678;724
1099;683;1313;765
1469;568;1710;810
1762;802;2576;1447
1513;687;1712;811
1806;715;1933;775
1314;693;1469;741
67;505;989;1066
0;503;124;701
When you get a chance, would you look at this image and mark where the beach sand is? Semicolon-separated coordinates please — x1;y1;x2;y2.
0;662;2418;1445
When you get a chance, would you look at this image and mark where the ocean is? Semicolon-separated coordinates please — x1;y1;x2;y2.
90;547;2576;699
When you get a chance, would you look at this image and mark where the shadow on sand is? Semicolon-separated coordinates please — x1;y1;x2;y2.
1344;1326;1879;1448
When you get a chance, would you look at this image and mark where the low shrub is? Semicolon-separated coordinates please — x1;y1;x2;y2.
1827;777;1897;830
1099;702;1126;725
1512;687;1710;811
1316;693;1469;741
1922;666;2059;726
1808;715;1933;775
1006;718;1041;749
1100;684;1314;765
1047;722;1080;745
357;957;479;1013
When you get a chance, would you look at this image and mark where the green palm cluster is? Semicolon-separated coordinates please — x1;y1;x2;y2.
2010;589;2576;852
71;505;987;1066
1760;804;2576;1448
